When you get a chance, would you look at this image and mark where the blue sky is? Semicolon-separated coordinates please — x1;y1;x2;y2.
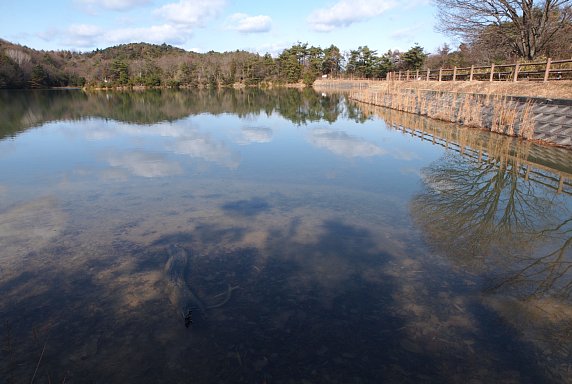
0;0;450;56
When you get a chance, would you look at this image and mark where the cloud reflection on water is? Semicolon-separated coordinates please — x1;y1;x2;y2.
171;134;240;169
238;126;273;144
107;151;183;178
309;127;386;158
83;119;242;172
2;90;571;383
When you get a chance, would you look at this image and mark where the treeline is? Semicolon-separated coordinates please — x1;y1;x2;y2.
0;39;429;89
1;27;571;90
0;40;86;88
0;88;369;139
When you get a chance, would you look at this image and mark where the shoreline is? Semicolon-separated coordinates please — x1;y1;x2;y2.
314;79;572;148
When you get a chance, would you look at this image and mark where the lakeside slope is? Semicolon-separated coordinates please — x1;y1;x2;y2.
314;79;572;100
314;79;572;147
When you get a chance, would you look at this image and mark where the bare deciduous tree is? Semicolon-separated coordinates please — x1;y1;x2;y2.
5;49;31;66
433;0;572;59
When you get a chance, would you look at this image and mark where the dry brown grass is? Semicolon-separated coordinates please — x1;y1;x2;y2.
519;101;536;139
345;80;540;141
366;79;572;100
458;95;483;128
317;79;572;99
491;97;518;135
359;103;541;171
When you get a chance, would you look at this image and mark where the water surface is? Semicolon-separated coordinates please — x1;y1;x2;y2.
1;89;571;383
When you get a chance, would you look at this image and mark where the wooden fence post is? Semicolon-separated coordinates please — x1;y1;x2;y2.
489;63;495;82
453;66;457;81
438;68;443;82
544;58;552;82
426;68;430;81
469;65;474;81
416;69;419;80
406;70;410;80
513;63;520;82
398;71;402;81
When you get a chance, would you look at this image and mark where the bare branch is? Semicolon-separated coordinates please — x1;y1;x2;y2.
433;0;572;59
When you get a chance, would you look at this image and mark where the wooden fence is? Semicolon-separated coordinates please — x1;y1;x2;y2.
387;58;572;82
359;104;572;194
393;122;572;195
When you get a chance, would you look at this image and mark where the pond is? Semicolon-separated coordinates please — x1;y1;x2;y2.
1;88;571;383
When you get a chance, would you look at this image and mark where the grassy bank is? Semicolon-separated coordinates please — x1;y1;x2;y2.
314;79;572;99
314;80;572;146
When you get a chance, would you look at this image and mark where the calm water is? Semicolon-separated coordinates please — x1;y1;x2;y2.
1;89;571;383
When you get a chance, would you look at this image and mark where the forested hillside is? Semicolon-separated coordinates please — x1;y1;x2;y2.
0;39;408;89
1;14;571;90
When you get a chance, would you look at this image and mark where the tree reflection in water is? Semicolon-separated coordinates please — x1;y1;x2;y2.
2;88;571;381
357;103;572;299
407;125;572;381
0;88;356;139
411;140;571;299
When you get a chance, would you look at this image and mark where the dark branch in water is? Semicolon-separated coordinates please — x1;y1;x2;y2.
163;244;239;327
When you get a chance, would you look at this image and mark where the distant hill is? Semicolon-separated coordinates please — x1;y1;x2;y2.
0;39;279;89
90;42;187;60
0;38;86;88
2;34;572;90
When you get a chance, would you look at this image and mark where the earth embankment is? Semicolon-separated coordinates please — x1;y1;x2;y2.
314;79;572;148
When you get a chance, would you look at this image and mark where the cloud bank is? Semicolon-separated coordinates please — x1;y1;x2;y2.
155;0;227;28
76;0;151;12
308;0;397;32
54;0;228;48
226;13;272;33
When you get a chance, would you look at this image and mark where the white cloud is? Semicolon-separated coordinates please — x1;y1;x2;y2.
393;149;420;161
390;26;423;41
226;13;272;33
107;151;183;178
309;128;386;158
238;127;273;144
404;0;430;7
81;120;193;141
76;0;151;12
63;24;104;47
308;0;397;32
188;47;205;53
155;0;227;28
86;120;239;168
37;28;61;42
46;0;228;49
60;23;188;48
171;134;240;169
69;24;103;36
105;24;187;45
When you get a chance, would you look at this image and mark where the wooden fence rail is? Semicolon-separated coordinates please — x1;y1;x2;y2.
387;58;572;82
390;122;572;195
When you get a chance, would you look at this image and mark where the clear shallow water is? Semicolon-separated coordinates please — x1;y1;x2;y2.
0;89;571;383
